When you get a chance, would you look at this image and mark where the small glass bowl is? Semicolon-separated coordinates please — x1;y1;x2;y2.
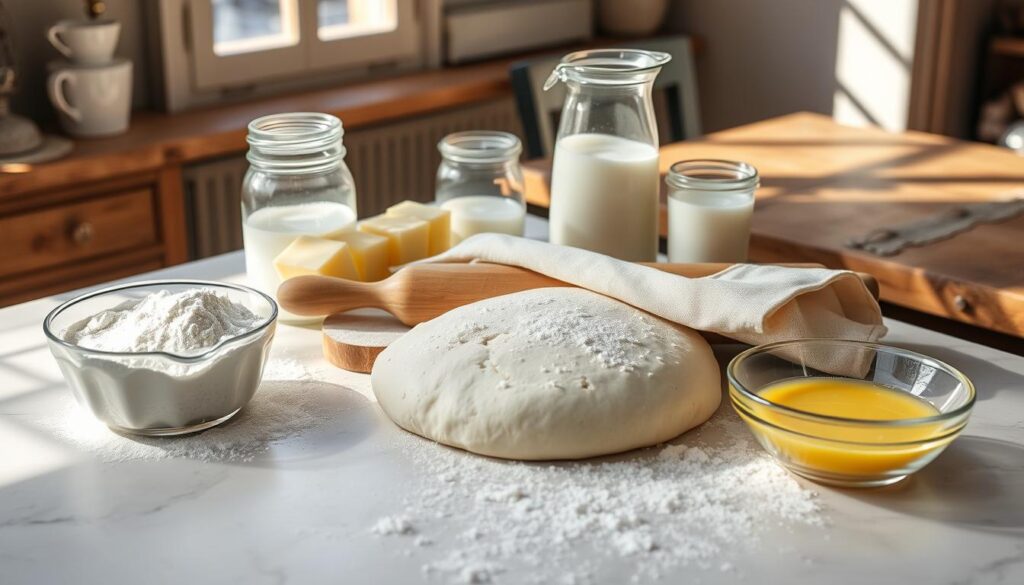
43;280;278;436
727;339;975;488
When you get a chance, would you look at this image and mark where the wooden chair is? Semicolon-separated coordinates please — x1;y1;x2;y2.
509;36;702;159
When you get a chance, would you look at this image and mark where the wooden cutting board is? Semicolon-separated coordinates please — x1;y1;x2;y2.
322;309;411;373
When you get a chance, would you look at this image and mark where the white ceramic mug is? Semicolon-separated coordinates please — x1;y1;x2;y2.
47;59;133;138
47;19;121;65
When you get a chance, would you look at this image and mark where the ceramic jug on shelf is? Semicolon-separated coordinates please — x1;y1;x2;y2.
544;49;670;262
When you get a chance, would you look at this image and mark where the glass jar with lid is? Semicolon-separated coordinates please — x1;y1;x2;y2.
665;159;759;263
544;48;670;261
241;112;357;322
435;130;526;244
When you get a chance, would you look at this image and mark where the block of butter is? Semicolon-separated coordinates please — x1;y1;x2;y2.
330;230;390;281
358;215;429;266
386;200;451;256
274;236;359;281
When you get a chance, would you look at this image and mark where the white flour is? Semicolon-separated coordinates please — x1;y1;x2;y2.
376;416;822;584
372;516;417;536
450;301;659;374
45;358;341;462
63;288;260;355
517;302;658;372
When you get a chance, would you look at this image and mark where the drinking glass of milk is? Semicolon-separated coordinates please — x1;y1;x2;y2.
241;112;358;323
665;160;759;263
435;131;526;244
545;48;670;262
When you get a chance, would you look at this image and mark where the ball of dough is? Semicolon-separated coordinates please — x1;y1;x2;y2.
371;288;721;460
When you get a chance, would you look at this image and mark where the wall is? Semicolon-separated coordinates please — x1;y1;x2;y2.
665;0;843;133
5;0;149;124
666;0;921;133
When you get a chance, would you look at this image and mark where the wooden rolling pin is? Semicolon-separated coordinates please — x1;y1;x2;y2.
278;262;879;325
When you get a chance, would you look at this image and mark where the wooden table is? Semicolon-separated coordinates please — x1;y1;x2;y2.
524;112;1024;340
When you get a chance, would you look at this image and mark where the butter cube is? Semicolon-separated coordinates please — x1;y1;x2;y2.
274;236;359;281
357;215;429;265
329;230;390;281
385;200;451;255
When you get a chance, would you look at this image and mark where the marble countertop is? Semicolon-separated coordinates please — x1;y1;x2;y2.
1;218;1022;585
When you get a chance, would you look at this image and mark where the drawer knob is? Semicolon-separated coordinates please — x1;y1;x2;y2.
953;294;970;313
70;221;95;245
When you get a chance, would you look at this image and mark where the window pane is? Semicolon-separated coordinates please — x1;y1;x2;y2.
319;0;350;27
213;0;299;56
318;0;397;41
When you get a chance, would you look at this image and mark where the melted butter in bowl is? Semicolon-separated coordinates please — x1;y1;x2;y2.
727;340;975;488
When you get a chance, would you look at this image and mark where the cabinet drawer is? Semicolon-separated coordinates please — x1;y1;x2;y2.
0;189;158;278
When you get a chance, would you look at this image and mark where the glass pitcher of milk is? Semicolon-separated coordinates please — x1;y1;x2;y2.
241;112;358;323
435;131;526;244
545;49;670;261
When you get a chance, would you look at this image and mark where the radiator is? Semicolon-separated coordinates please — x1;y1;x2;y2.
183;97;523;260
182;157;248;260
347;98;524;216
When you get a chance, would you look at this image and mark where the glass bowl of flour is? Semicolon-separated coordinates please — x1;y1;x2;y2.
43;280;278;436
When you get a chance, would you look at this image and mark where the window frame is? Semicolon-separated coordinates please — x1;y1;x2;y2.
189;0;306;90
306;0;421;71
176;0;425;96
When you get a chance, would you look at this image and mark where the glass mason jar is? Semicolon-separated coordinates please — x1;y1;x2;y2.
545;48;670;261
240;112;358;323
665;159;759;263
435;130;526;245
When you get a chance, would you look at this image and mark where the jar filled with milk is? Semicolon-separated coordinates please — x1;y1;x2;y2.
545;49;670;261
241;112;357;322
665;160;759;263
435;131;526;244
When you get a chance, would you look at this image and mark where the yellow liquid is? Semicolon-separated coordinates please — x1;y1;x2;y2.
741;378;951;478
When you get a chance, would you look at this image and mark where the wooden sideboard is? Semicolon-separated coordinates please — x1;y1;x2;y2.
0;167;187;306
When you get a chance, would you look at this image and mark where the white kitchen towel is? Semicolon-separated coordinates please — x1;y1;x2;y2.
423;234;887;346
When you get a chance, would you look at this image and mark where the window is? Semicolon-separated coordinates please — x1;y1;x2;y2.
212;0;300;56
318;0;398;40
182;0;422;92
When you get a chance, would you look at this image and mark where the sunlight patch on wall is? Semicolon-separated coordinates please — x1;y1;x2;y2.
833;0;919;131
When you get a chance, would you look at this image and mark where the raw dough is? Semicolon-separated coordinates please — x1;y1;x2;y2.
370;288;721;460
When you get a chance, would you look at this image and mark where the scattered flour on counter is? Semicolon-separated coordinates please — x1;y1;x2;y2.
62;288;261;354
263;356;314;380
44;357;342;463
372;416;822;584
372;516;416;536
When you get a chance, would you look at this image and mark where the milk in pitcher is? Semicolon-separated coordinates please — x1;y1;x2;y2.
549;133;660;261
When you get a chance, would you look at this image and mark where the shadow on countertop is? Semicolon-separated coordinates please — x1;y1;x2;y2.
847;435;1024;534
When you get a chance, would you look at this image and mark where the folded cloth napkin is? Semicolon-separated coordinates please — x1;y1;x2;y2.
423;234;887;346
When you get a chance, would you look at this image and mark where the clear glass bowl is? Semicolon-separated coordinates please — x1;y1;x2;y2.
43;280;278;436
727;339;975;488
